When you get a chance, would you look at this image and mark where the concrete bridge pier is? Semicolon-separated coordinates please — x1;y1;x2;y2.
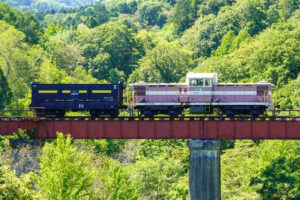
188;140;221;200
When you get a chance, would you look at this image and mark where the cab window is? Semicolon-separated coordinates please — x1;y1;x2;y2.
190;79;204;86
197;79;203;86
190;79;197;86
205;79;211;87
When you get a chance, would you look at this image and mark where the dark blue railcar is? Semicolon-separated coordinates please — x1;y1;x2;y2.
30;82;124;117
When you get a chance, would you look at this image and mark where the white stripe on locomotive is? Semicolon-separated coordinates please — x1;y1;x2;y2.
145;91;257;95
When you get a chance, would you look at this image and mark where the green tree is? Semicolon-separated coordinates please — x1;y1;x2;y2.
212;30;236;56
181;0;271;57
43;38;84;70
0;163;42;200
222;140;300;199
79;21;135;82
16;11;40;44
137;1;166;27
250;141;300;200
198;0;230;16
95;156;140;200
277;74;300;109
251;156;300;199
127;140;189;199
278;0;299;20
221;140;261;199
87;16;98;28
171;0;194;35
134;29;156;60
129;41;195;83
0;68;12;109
0;2;40;44
229;28;251;52
193;18;300;88
44;23;63;36
36;133;94;200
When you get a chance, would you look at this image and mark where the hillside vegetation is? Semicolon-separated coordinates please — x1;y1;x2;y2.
0;0;299;199
1;0;99;11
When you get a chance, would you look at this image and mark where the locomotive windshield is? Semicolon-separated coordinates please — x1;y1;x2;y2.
189;79;211;87
190;79;203;86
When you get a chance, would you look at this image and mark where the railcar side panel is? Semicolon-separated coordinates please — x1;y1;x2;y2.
30;83;124;117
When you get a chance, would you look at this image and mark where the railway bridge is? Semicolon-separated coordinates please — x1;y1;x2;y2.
0;111;299;200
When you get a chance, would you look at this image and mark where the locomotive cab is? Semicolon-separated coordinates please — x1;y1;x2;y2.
186;73;217;114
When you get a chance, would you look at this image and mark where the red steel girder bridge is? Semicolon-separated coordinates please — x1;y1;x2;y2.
0;115;299;139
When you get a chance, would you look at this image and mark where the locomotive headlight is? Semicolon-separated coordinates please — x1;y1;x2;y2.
268;91;272;95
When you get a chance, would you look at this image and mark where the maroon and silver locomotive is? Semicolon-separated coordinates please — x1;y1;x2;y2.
131;72;273;117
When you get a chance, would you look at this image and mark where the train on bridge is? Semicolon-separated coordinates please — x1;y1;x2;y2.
29;73;274;118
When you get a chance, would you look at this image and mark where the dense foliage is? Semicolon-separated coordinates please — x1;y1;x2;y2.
0;0;299;199
0;68;12;110
0;2;40;43
1;0;99;11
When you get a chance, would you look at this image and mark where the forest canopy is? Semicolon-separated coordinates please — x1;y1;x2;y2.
0;0;299;199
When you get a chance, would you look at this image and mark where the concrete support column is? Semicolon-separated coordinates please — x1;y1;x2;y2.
188;140;221;200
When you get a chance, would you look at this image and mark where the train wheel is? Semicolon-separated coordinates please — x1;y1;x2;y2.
35;109;44;117
250;110;261;118
224;110;234;117
56;110;65;118
167;110;179;118
110;110;119;117
142;110;153;117
90;110;100;118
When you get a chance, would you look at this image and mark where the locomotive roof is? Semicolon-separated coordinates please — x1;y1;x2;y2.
186;72;218;84
218;81;273;86
186;72;216;79
132;82;187;86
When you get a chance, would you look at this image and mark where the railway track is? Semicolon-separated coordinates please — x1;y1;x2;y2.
1;110;299;121
0;115;299;121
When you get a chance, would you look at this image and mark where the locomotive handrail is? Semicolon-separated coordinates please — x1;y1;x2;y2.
264;90;269;103
0;108;46;117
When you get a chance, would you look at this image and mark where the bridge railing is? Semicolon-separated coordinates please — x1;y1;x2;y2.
0;110;36;117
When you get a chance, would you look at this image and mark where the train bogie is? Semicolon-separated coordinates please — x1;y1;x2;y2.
138;106;185;117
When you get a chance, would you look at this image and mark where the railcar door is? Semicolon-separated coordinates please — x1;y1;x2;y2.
257;85;270;102
132;86;146;103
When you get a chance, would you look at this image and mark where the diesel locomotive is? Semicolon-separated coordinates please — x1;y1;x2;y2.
30;73;274;117
131;73;273;117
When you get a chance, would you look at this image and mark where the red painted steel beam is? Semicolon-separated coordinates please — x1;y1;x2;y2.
0;120;299;139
